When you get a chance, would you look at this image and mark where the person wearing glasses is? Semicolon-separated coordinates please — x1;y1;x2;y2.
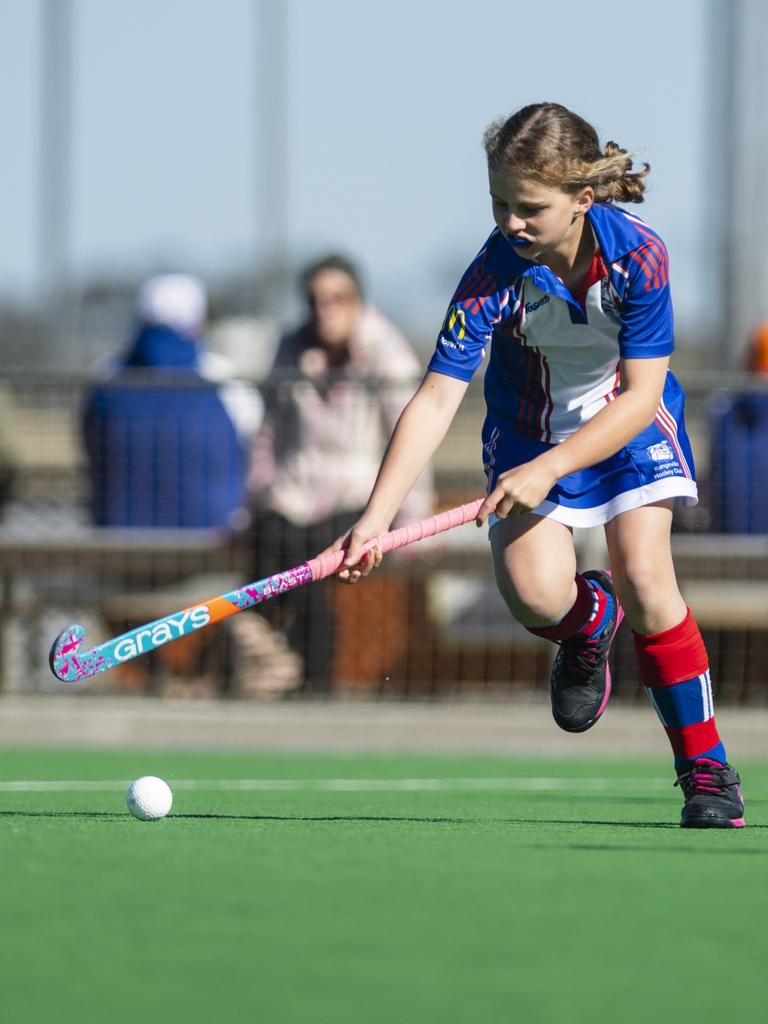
246;254;433;694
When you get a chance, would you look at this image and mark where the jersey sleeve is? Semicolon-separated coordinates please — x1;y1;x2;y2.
618;239;675;359
428;253;508;382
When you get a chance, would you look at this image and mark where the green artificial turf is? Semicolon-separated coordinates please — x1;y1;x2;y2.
0;749;765;1024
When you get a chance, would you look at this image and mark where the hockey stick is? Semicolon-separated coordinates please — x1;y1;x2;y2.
49;498;485;683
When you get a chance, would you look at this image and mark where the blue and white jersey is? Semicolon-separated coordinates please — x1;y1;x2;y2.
429;204;698;526
429;203;676;443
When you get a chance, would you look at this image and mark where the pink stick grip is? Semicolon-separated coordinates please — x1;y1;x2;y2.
306;498;484;582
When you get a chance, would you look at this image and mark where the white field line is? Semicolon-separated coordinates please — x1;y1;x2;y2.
0;777;681;794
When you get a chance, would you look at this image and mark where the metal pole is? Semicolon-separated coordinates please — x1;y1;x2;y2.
717;0;768;369
38;0;75;366
254;0;289;317
706;0;735;369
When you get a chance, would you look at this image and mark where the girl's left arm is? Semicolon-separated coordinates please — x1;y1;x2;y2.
476;355;669;522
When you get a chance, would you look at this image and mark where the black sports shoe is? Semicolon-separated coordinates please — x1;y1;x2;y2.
550;569;624;733
675;758;745;829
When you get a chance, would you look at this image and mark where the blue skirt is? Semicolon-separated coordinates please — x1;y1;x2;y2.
483;388;698;529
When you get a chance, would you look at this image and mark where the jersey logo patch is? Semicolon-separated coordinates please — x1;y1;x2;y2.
648;441;673;462
442;304;467;341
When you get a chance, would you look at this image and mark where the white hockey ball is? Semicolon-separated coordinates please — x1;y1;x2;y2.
126;776;173;821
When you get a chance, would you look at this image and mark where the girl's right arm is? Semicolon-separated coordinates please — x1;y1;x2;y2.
334;370;468;581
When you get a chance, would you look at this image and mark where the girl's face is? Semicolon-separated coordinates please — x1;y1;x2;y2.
488;170;593;262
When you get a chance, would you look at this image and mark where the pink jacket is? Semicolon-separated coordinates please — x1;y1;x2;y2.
248;306;434;527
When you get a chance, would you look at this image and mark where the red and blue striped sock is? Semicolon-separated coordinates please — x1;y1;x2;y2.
633;609;726;773
526;573;614;642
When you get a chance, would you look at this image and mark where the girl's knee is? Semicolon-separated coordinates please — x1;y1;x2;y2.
494;565;575;627
489;517;578;627
612;554;685;632
616;554;668;601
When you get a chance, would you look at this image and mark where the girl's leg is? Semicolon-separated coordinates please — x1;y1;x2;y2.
605;501;744;827
489;513;578;627
603;500;686;634
491;514;622;732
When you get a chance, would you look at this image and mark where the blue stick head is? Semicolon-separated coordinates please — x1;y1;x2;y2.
49;624;94;682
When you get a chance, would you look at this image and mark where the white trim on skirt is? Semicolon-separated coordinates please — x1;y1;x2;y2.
488;477;699;531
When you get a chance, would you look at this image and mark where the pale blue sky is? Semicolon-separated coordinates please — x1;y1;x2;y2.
1;0;711;338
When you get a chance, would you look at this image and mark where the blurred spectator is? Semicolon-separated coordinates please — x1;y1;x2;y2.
709;320;768;533
83;273;262;528
247;254;433;694
745;319;768;374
